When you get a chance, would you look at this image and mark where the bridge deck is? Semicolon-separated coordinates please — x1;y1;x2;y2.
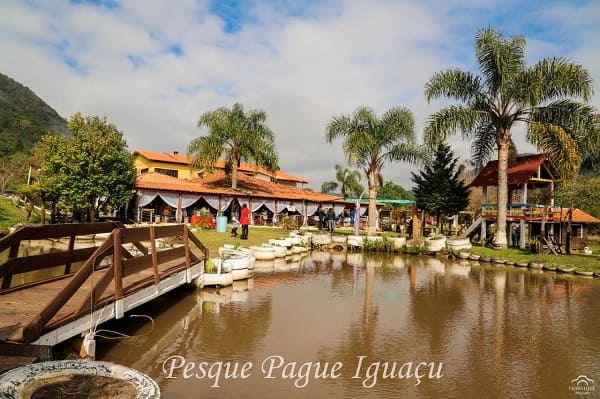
0;256;196;343
0;223;208;358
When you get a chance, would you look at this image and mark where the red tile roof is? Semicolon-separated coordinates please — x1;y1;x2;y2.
557;208;600;224
134;150;308;184
470;154;551;187
136;172;342;203
134;150;190;165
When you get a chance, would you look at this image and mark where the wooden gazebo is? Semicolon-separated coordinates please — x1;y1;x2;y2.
470;154;561;248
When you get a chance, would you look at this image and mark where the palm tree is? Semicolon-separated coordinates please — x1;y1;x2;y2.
424;27;598;248
326;106;423;235
320;180;338;194
321;164;364;197
334;163;364;198
188;102;279;190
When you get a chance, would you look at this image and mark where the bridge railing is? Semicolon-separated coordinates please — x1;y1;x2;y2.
0;222;123;291
0;223;207;343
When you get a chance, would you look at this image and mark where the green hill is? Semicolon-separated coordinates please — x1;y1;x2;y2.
0;72;69;155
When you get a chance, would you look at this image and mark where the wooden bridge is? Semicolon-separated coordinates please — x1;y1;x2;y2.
0;222;207;366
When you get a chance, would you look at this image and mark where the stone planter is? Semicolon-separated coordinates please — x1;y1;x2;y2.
426;236;446;252
446;237;472;251
0;360;160;399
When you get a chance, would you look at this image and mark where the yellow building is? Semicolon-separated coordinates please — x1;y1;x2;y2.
133;150;308;187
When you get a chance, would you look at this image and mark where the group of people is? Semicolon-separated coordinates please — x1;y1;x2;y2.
317;205;337;233
230;203;250;239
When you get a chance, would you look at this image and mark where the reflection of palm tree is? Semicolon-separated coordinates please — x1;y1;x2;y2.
318;261;379;382
193;293;273;359
407;265;467;351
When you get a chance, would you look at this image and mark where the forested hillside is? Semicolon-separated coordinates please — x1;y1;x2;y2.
0;72;69;155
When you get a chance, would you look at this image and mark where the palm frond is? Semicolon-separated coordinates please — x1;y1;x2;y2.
471;120;497;170
425;69;484;104
475;27;526;97
325;115;353;143
525;58;593;104
528;122;582;180
385;142;426;165
531;100;598;142
424;105;482;149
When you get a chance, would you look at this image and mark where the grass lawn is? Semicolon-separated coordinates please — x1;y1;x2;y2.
0;196;28;233
470;241;600;273
192;225;308;255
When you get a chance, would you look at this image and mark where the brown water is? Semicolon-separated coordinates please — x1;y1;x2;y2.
97;252;600;399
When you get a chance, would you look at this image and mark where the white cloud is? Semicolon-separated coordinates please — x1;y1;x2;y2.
0;0;598;192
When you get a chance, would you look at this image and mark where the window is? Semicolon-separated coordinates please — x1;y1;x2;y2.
155;168;178;178
140;168;149;174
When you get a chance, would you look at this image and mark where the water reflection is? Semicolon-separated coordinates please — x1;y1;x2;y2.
97;252;600;399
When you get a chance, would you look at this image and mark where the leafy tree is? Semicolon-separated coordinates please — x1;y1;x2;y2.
377;181;413;209
0;153;31;194
37;113;135;222
554;175;600;253
411;143;470;233
320;164;363;197
424;27;599;248
188;102;279;190
326;106;423;234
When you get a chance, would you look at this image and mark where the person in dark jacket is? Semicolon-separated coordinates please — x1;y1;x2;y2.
327;208;336;232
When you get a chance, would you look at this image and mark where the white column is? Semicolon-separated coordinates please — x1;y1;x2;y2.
519;183;527;249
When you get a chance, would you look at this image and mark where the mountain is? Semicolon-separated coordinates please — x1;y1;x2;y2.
0;72;69;155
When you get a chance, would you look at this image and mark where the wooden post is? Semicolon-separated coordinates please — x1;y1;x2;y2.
113;229;123;299
481;186;488;242
182;225;191;270
149;226;160;285
1;243;20;289
64;234;75;274
411;203;419;239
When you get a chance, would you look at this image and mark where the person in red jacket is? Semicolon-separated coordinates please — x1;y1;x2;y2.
240;203;250;240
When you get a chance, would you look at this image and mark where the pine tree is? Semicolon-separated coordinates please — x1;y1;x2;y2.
411;143;470;234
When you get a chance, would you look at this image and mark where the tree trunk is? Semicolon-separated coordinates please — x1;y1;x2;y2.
40;200;46;224
494;137;510;249
367;185;378;236
367;171;378;236
231;162;238;190
89;205;96;223
565;205;573;254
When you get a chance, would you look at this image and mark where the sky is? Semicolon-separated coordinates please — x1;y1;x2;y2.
1;0;599;191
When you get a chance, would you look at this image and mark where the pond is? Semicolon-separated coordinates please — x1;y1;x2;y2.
96;251;600;399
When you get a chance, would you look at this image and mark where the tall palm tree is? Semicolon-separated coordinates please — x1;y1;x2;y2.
326;106;423;235
425;27;598;248
188;102;279;190
321;164;364;197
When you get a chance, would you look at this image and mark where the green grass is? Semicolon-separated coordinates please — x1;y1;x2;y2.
0;196;28;233
192;225;306;256
470;243;600;273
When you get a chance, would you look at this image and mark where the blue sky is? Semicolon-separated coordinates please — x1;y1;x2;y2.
1;0;598;189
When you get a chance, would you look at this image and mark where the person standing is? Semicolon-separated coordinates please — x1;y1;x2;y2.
240;203;250;240
327;207;336;233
